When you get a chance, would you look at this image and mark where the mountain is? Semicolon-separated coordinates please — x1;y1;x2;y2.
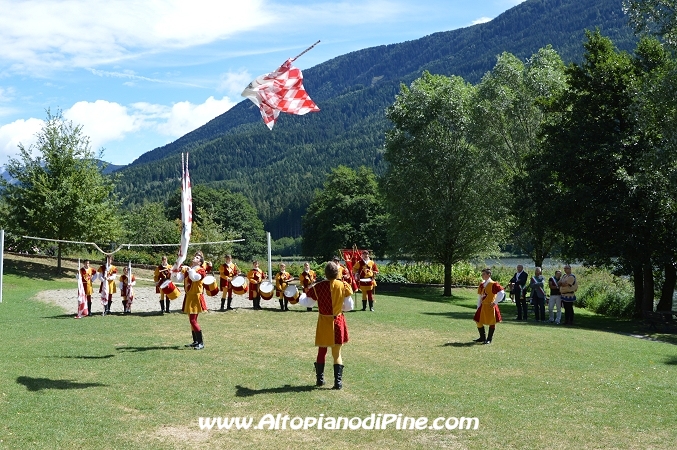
116;0;637;239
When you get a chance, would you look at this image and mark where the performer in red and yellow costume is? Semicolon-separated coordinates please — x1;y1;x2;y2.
154;256;172;314
80;260;97;317
120;266;136;314
275;263;293;311
306;262;353;390
247;260;266;310
352;250;379;312
300;262;317;312
473;268;505;344
97;255;117;315
218;254;239;311
182;253;208;350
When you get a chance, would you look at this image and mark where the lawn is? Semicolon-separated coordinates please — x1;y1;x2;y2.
0;258;675;449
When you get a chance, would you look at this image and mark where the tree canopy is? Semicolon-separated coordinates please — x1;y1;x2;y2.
382;72;508;295
1;110;122;269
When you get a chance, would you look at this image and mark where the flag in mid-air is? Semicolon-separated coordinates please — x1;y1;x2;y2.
242;58;320;129
174;152;192;273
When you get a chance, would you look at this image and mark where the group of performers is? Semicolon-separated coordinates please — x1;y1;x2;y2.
77;249;380;388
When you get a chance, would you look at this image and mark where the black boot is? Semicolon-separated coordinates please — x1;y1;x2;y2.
194;331;204;350
362;301;367;311
165;299;171;313
368;300;374;312
332;364;344;390
314;362;325;387
284;299;289;311
279;299;285;311
307;307;313;312
87;301;92;316
486;327;495;344
220;298;226;311
185;331;198;347
474;327;486;343
227;297;234;310
160;301;165;314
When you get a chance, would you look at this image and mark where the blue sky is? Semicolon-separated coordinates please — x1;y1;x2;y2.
0;0;526;167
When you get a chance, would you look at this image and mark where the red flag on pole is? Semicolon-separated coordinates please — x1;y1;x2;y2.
242;57;320;129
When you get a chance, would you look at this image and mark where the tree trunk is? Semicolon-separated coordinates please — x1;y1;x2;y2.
443;261;452;297
656;262;676;312
633;265;643;316
642;263;655;312
57;242;62;271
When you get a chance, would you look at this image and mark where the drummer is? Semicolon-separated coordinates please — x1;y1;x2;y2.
154;256;172;314
247;260;266;310
299;262;317;312
353;250;379;312
218;255;239;311
275;263;294;311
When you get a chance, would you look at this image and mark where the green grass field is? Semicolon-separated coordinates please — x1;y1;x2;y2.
1;257;676;449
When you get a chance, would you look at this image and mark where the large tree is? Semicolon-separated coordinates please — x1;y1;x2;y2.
302;165;388;261
1;110;121;269
543;31;677;314
624;0;677;47
382;72;508;296
472;47;567;267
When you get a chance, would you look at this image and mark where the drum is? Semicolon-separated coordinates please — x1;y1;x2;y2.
203;275;219;297
160;280;181;300
231;275;248;295
259;281;274;300
360;278;374;291
284;285;299;304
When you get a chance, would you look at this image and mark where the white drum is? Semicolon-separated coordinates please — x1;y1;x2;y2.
284;285;299;304
231;275;248;295
203;275;219;296
259;281;274;300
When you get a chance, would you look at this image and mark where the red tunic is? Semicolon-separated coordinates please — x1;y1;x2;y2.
306;279;352;346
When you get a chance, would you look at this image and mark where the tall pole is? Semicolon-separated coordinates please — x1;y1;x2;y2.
267;232;272;282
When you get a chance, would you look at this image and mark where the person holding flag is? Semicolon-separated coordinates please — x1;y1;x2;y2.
75;260;91;319
120;265;136;314
79;260;96;317
98;255;117;316
183;253;208;350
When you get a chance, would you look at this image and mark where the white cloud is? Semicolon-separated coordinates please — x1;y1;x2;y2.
64;100;142;151
0;0;277;73
154;96;237;137
471;17;493;25
0;118;45;162
218;70;253;97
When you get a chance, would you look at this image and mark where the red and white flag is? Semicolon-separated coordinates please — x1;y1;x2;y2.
76;260;88;318
174;153;192;273
242;58;320;129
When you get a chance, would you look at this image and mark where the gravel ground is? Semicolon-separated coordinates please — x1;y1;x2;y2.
34;285;296;316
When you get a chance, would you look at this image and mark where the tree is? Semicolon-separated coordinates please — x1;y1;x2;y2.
542;31;677;314
1;110;122;269
382;72;508;296
166;185;266;262
472;47;567;266
624;0;677;47
302;166;388;261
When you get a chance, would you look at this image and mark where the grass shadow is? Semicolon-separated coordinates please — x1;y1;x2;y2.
17;376;107;392
116;345;183;353
53;355;116;360
4;258;77;281
442;342;478;348
235;384;317;397
664;356;677;365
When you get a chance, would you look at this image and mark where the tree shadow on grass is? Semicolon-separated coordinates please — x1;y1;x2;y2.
17;376;107;392
235;384;316;397
53;355;116;360
4;259;77;281
116;345;182;353
664;356;677;365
